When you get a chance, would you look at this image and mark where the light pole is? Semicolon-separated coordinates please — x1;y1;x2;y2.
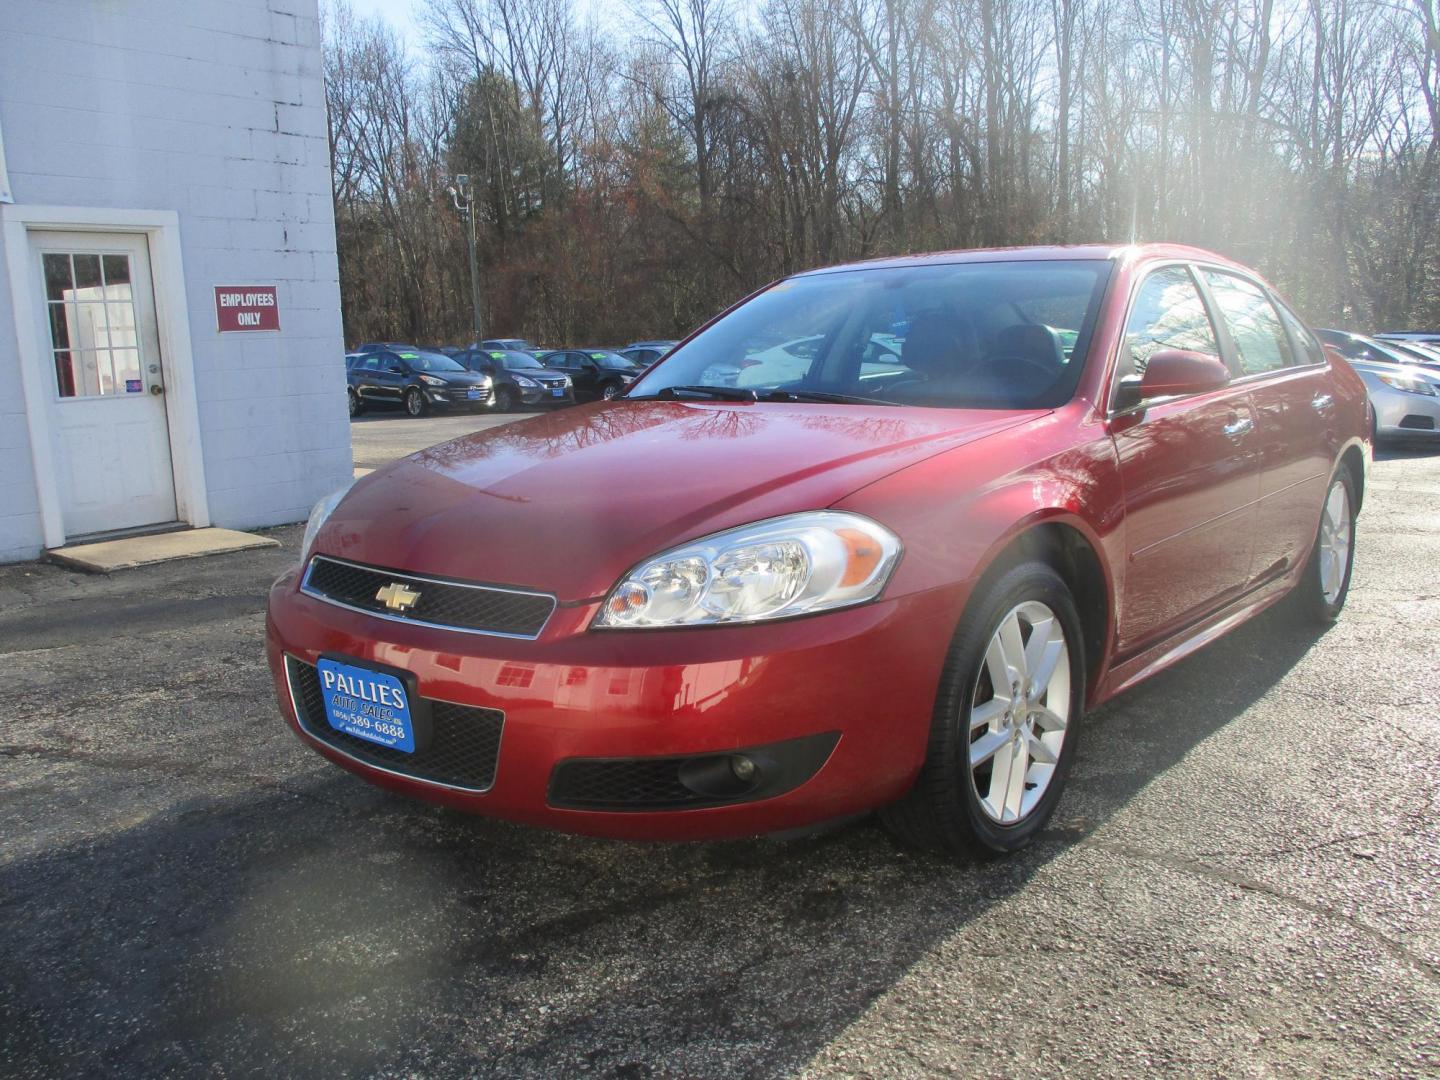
448;174;484;346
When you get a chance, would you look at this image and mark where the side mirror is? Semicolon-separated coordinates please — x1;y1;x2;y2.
1138;349;1231;399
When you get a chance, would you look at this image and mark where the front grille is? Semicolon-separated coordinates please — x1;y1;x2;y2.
302;556;555;637
286;657;503;791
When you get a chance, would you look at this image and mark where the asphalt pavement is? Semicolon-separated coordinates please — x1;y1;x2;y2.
1;438;1437;1078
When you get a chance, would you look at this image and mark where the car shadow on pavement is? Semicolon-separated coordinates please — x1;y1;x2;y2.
0;609;1330;1078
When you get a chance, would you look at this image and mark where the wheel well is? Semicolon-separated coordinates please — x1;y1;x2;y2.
1340;445;1365;514
977;523;1109;687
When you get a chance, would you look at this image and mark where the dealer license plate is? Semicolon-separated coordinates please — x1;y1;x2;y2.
551;387;564;397
467;387;481;400
316;657;415;753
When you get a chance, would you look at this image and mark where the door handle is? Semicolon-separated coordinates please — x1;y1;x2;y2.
1222;414;1254;440
1311;393;1335;414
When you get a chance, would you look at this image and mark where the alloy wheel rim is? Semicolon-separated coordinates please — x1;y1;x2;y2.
407;391;422;415
966;600;1071;825
603;385;618;399
1318;480;1352;605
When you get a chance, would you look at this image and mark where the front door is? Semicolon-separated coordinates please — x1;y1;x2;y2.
1108;264;1262;656
30;232;177;538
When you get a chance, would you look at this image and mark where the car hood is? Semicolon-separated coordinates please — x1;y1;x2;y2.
316;401;1039;602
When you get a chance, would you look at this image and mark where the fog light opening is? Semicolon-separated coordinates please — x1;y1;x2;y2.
677;753;764;798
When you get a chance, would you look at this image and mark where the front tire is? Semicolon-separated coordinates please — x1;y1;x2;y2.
404;387;428;417
1293;467;1357;624
347;388;365;417
880;561;1085;857
494;386;517;412
601;382;621;400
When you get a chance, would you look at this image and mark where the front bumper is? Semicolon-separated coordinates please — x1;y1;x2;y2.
266;564;961;840
1370;384;1440;439
518;383;574;406
429;387;493;409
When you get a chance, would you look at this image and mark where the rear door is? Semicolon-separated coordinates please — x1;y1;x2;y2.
1109;264;1263;655
1200;270;1334;584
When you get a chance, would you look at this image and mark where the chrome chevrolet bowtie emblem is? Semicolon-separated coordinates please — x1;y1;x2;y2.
375;582;421;612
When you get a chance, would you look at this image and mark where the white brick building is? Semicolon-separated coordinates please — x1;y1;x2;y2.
0;0;350;562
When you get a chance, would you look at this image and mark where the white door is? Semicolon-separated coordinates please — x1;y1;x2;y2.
30;231;178;537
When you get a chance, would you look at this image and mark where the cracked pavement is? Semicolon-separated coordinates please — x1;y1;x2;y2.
1;446;1437;1078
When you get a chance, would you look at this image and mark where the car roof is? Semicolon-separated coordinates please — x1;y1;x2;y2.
791;243;1245;277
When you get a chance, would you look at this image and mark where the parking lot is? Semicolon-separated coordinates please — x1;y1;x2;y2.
2;416;1437;1077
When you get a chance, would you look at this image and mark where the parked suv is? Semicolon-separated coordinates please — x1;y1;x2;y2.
456;348;573;411
347;347;492;417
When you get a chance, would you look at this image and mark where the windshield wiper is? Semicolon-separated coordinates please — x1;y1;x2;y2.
759;389;900;406
646;385;758;401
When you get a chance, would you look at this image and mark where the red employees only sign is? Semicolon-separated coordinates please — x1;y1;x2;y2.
214;285;280;332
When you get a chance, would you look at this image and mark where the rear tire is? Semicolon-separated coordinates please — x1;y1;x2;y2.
404;387;427;417
1293;467;1357;624
881;561;1085;857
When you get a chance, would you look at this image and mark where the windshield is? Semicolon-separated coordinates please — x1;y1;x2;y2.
493;350;544;369
627;260;1111;408
396;350;464;372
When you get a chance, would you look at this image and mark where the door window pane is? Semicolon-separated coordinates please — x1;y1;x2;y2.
54;351;77;397
44;253;73;301
102;254;131;286
42;250;144;399
1203;271;1294;376
112;349;144;393
73;253;102;291
1115;266;1219;400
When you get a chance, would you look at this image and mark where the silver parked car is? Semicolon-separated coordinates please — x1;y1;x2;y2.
1318;329;1440;442
1349;361;1440;443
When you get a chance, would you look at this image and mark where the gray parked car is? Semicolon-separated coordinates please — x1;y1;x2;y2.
1318;329;1440;442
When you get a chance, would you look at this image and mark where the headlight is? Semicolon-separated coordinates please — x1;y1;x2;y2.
301;480;355;563
1377;373;1437;396
560;374;572;386
595;511;901;628
417;374;446;386
513;375;539;388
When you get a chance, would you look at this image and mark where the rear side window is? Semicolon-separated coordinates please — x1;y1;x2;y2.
1114;266;1220;402
1273;302;1325;366
1203;271;1295;376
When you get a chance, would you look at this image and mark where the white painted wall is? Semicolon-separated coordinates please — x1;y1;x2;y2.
0;0;350;561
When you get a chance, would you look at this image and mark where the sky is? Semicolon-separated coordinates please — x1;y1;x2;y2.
343;0;425;44
339;0;618;51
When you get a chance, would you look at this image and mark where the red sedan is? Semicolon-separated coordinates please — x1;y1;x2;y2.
267;244;1369;854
